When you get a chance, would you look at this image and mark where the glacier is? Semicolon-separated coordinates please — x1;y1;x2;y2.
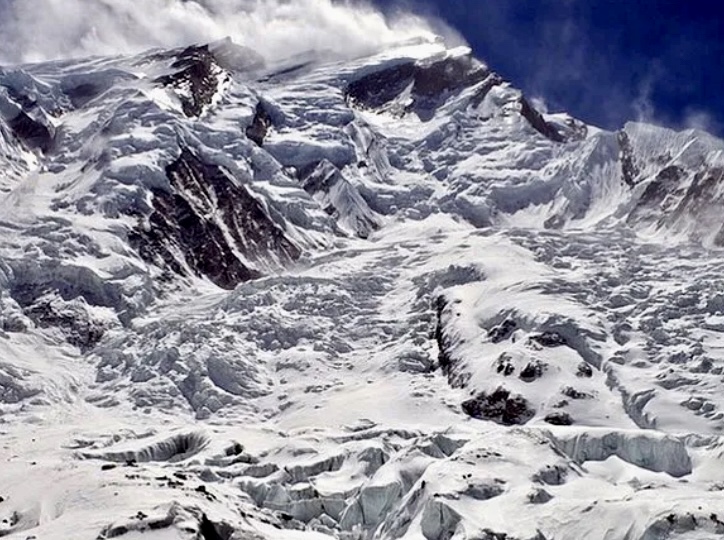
1;34;724;540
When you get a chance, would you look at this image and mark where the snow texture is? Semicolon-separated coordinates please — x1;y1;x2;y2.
1;33;724;540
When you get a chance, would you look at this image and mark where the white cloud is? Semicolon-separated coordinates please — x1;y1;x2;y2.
0;0;461;65
530;96;549;114
632;73;656;123
683;108;718;133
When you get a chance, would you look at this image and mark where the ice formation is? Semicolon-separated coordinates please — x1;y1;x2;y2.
1;28;724;540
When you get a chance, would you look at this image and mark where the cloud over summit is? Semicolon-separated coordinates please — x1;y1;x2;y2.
0;0;456;65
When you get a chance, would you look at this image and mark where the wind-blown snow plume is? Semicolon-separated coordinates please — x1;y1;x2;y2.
0;0;458;65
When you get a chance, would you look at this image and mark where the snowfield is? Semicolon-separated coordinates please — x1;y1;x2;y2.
2;36;724;540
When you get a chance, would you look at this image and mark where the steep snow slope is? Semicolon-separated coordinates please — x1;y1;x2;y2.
2;36;724;540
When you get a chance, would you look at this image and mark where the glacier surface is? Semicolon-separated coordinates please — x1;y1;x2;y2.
1;35;724;540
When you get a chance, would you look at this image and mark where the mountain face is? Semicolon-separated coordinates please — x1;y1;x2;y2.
2;36;724;540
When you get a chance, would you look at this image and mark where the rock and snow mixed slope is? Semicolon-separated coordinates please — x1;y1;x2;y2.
2;35;724;540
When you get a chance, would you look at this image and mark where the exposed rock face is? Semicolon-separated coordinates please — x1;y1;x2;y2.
470;72;504;108
7;111;53;152
527;487;553;504
627;161;724;245
435;296;455;376
544;412;573;426
345;52;562;141
678;167;724;246
156;45;225;117
576;363;593;378
495;354;515;376
461;387;535;425
519;361;546;383
411;53;488;115
130;148;300;289
519;98;564;143
488;319;517;344
618;130;640;186
301;160;379;238
345;62;416;110
531;464;568;486
246;102;273;146
629;165;686;223
529;332;567;348
345;52;489;119
639;512;724;540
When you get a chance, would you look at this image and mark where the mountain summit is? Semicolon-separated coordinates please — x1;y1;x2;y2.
1;37;724;540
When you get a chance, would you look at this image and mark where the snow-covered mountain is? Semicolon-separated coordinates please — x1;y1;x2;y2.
3;35;724;540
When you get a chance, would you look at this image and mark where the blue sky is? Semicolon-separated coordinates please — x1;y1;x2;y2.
372;0;724;135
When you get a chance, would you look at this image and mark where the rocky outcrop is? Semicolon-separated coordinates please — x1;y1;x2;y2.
345;52;563;141
544;412;573;426
488;319;517;344
461;387;535;426
246;102;273;146
415;54;486;96
435;296;455;375
345;51;489;119
0;83;53;153
519;361;546;383
7;110;53;152
529;331;567;348
678;167;724;245
519;98;564;143
345;62;416;110
617;130;640;186
628;165;686;224
627;162;724;246
130;148;300;289
470;73;504;108
301;160;379;238
156;45;225;117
